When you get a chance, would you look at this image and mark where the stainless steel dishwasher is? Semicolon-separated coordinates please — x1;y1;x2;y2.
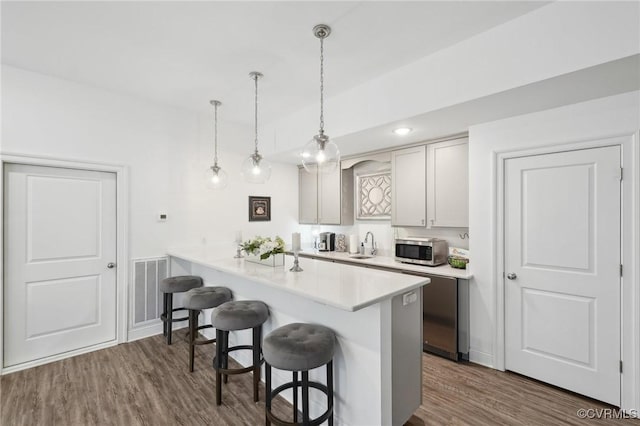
422;274;459;360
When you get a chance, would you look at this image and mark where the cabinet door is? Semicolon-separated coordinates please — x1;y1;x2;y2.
426;138;468;227
298;167;318;224
391;145;426;227
318;167;341;224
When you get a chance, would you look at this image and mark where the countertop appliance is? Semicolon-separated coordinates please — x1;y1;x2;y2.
318;232;335;252
394;237;448;266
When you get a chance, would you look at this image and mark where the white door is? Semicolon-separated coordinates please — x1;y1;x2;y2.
4;164;117;367
505;145;621;405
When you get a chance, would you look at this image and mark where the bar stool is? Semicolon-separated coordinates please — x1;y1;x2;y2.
263;323;335;426
210;300;269;405
160;275;203;345
183;286;232;372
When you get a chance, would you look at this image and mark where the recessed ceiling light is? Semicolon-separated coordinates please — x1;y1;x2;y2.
393;127;412;136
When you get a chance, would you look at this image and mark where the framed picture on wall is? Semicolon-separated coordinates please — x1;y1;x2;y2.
248;196;271;222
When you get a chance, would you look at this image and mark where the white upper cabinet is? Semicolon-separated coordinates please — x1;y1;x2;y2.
318;167;341;224
298;166;353;225
426;138;469;228
391;145;426;227
299;166;318;224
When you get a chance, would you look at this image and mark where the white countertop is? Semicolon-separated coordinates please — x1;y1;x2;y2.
296;250;473;279
167;246;430;312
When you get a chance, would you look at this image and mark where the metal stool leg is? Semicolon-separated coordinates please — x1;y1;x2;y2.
222;331;229;384
188;309;198;372
302;371;310;426
215;328;223;406
252;325;262;402
293;371;299;422
327;361;334;426
265;362;272;426
166;293;174;345
214;326;264;406
162;293;169;337
265;361;333;426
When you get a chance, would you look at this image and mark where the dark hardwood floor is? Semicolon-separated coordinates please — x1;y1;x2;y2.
0;332;292;426
410;355;639;426
1;332;638;425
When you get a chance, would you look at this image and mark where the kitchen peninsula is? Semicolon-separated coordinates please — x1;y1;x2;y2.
167;246;430;426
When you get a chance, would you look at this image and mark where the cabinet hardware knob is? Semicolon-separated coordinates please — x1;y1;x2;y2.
107;263;117;269
507;273;517;280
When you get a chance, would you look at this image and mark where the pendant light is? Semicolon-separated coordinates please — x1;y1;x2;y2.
205;100;228;189
301;24;340;174
241;71;272;183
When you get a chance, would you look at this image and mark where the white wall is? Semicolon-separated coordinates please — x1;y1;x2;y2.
1;65;193;258
1;65;301;335
468;91;640;375
263;1;640;155
1;65;300;254
166;117;300;249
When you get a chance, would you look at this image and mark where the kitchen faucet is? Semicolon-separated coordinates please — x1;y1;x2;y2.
364;231;377;256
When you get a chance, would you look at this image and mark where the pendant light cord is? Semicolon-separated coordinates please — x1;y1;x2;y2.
254;74;259;155
319;36;324;135
213;102;219;164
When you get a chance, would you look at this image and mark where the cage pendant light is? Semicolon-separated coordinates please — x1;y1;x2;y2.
241;71;272;183
301;24;340;174
205;100;228;189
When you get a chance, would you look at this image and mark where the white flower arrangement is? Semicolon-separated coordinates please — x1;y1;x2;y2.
240;236;285;260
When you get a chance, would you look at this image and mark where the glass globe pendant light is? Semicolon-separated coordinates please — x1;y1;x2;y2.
241;71;272;184
205;100;228;189
301;24;340;174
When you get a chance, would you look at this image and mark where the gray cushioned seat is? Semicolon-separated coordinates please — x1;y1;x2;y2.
210;300;269;331
262;323;336;371
183;286;232;310
160;275;203;293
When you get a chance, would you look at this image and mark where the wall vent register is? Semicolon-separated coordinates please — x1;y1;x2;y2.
132;257;168;325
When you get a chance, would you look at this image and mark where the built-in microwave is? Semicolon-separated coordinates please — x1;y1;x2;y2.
394;237;448;266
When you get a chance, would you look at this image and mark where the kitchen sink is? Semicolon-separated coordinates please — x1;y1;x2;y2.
349;254;374;259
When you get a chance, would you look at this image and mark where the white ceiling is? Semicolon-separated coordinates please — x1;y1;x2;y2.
328;54;640;158
1;1;548;128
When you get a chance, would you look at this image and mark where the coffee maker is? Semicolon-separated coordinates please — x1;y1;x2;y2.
318;232;335;252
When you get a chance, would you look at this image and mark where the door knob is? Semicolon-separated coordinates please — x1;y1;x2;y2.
107;263;117;269
507;272;517;280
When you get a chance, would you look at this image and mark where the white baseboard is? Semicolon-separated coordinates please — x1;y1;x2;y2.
1;340;118;375
469;349;495;368
127;320;188;342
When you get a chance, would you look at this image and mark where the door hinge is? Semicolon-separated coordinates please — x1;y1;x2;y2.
620;360;623;373
620;264;623;277
620;167;623;181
